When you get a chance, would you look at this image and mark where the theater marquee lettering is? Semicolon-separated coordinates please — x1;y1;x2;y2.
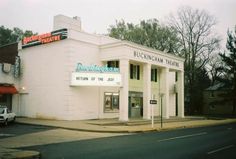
71;63;121;87
133;51;180;68
22;28;68;48
71;72;122;87
76;63;119;73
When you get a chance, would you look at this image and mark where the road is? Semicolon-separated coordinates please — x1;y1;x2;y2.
21;123;236;159
1;122;236;159
0;123;54;139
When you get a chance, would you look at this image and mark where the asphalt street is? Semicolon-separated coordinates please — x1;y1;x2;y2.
20;123;236;159
0;123;54;139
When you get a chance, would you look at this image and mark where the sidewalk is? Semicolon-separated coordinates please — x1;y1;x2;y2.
0;147;40;159
16;116;236;133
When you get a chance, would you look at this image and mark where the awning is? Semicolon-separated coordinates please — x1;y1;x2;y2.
0;86;18;94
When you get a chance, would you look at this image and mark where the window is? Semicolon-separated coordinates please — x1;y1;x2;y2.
151;68;157;82
175;72;178;82
130;64;140;80
104;92;119;112
107;61;119;68
210;104;215;110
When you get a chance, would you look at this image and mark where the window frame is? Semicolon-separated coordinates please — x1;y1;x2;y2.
151;68;157;82
104;92;119;113
107;61;119;68
130;64;140;80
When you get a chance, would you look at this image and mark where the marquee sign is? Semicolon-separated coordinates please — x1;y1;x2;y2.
71;72;122;87
76;63;119;73
22;28;68;48
71;63;121;87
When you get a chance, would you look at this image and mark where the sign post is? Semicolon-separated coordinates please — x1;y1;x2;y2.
160;93;164;128
150;95;157;128
151;103;154;128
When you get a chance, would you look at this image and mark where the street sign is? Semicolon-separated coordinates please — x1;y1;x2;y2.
150;100;157;104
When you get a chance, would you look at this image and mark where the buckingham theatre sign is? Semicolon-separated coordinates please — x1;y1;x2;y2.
71;63;122;87
22;28;68;48
133;51;181;69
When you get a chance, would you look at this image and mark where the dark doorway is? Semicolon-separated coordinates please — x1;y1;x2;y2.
0;94;12;110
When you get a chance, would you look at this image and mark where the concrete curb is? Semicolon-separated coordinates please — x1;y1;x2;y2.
150;120;236;132
16;121;130;133
0;149;40;159
16;119;236;134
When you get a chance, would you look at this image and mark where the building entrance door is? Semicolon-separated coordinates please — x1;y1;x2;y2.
128;91;143;118
0;94;12;110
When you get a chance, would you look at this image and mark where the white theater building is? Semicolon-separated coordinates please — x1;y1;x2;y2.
2;15;184;121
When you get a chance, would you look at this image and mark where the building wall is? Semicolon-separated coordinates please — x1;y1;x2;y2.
18;35;121;120
129;62;143;92
0;64;17;85
66;39;107;120
66;28;120;119
18;40;70;119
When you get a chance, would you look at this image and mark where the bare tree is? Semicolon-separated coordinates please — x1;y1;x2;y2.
168;6;221;114
206;54;225;86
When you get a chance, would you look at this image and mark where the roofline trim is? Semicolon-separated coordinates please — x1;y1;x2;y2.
100;41;185;62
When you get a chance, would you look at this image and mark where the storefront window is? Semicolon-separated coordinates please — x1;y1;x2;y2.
130;64;140;80
104;92;119;112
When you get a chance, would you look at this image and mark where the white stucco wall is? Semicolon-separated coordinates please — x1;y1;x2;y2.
0;64;17;85
66;39;101;120
18;40;70;119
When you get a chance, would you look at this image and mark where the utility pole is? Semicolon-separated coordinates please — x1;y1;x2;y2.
160;93;164;128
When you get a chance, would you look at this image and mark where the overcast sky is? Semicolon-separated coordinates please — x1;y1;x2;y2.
0;0;235;49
